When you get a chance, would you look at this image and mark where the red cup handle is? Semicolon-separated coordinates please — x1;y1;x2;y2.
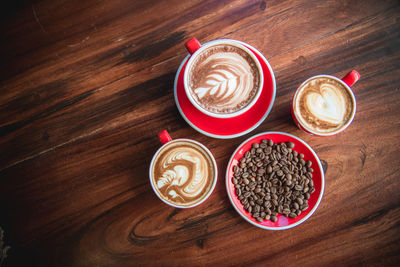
158;130;172;144
341;70;360;87
185;37;201;55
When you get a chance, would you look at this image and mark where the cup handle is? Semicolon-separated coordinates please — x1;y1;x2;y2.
341;70;360;87
158;130;172;144
185;37;201;55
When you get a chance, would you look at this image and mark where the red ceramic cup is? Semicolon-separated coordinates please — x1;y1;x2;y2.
226;132;325;230
291;70;360;136
149;130;218;208
183;37;265;118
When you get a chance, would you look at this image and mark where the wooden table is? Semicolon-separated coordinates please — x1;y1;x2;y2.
1;0;399;265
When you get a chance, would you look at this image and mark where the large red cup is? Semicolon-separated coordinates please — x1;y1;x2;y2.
183;37;265;118
291;70;360;136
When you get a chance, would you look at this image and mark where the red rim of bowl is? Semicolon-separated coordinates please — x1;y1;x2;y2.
225;132;325;230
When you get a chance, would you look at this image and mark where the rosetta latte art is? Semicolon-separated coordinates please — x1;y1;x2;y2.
194;53;253;105
189;45;260;114
155;147;210;204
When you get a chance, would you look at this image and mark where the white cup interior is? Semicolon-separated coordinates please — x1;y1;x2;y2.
183;39;264;118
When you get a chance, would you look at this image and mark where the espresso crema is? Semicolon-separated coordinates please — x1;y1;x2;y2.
187;44;261;114
294;77;355;134
151;140;215;207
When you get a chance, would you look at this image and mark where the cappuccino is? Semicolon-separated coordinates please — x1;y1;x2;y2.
293;76;355;134
150;140;216;207
186;43;262;115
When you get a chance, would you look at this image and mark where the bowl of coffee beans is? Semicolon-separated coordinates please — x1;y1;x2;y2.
226;132;324;230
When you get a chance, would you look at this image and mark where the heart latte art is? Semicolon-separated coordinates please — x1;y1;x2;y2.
306;83;345;124
188;44;261;114
294;77;355;134
151;140;215;207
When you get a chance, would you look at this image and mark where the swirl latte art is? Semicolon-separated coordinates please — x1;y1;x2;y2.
294;77;355;134
151;140;215;207
188;44;261;114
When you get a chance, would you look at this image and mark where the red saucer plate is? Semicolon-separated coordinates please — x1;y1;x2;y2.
174;42;276;139
226;132;325;230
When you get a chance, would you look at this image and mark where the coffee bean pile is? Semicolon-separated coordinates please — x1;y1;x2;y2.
233;139;316;222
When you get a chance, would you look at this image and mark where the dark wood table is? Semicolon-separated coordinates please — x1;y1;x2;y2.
1;0;399;266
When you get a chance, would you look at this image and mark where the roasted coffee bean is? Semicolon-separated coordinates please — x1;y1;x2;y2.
256;217;264;222
236;188;241;196
286;142;295;149
297;198;304;205
235;141;316;222
295;185;302;191
270;215;278;222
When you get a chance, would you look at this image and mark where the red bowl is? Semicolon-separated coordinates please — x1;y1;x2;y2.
226;132;325;230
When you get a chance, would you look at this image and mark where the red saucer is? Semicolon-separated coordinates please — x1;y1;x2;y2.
226;132;325;230
174;43;276;139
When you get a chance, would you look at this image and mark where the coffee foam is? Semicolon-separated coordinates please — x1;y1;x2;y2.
188;44;260;114
151;140;215;207
294;77;354;134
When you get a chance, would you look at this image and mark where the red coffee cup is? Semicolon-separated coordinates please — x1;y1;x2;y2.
149;130;218;208
291;70;360;136
183;38;265;118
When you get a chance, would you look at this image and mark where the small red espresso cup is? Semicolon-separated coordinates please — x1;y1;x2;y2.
292;70;360;136
149;130;218;208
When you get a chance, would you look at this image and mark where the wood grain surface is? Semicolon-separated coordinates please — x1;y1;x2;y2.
0;0;399;266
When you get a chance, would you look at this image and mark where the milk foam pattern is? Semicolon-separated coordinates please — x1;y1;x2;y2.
190;49;258;113
156;147;209;203
306;80;345;125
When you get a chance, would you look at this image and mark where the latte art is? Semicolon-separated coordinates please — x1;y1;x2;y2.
151;140;215;207
193;53;254;108
188;44;261;114
294;77;355;134
306;82;345;125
